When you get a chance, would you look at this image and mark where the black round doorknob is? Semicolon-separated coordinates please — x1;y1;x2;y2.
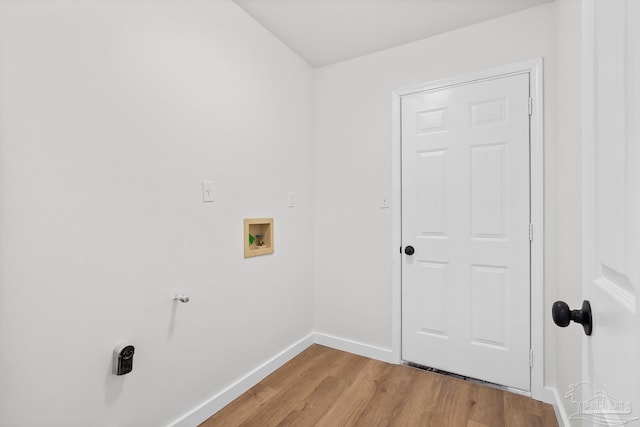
552;300;593;336
404;246;415;256
551;301;571;327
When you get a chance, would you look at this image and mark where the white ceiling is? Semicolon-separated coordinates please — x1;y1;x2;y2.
232;0;553;67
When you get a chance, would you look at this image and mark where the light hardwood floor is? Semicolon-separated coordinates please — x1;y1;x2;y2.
200;344;558;427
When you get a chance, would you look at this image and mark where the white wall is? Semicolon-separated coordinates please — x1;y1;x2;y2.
312;0;583;417
0;1;313;426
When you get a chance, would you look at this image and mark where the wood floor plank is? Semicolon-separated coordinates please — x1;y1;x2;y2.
352;364;418;426
386;368;444;426
504;409;546;427
467;383;505;426
428;375;475;427
258;344;334;392
200;345;559;427
236;347;360;427
200;345;336;427
503;391;558;427
273;352;368;427
314;358;393;427
199;383;279;427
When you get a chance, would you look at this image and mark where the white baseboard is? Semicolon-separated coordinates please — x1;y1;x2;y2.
544;386;571;427
169;333;315;427
313;332;395;364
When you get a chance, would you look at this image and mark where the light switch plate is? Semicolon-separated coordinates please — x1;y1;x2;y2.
380;192;390;208
288;192;295;207
202;181;214;203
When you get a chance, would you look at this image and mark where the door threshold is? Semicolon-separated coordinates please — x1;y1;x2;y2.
403;361;531;398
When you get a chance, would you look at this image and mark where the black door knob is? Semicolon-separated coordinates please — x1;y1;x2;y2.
404;246;415;255
552;300;592;336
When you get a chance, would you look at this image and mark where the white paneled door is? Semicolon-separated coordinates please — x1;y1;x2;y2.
401;73;531;391
582;1;640;425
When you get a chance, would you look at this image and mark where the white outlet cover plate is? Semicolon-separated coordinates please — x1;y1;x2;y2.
202;181;214;203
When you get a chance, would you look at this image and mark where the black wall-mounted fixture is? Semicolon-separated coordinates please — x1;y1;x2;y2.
113;344;135;376
552;300;593;336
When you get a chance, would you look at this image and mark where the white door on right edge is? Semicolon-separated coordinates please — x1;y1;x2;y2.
401;72;531;391
581;1;640;425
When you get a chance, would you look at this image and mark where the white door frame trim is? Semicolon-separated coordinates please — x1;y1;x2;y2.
390;58;545;400
581;0;595;407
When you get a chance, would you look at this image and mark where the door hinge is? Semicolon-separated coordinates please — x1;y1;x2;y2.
529;349;534;367
528;97;533;116
529;223;533;241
